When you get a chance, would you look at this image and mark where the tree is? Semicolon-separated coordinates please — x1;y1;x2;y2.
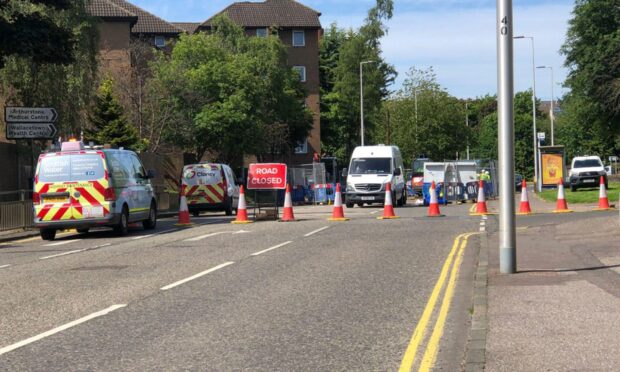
151;15;312;165
320;0;396;165
0;0;78;69
560;0;620;156
85;79;141;150
0;0;98;136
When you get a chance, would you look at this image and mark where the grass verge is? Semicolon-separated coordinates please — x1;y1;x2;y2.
538;182;620;204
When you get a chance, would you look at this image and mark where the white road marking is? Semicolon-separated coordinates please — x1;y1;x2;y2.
184;232;226;242
160;262;234;291
39;249;85;260
0;304;126;356
132;234;154;240
0;264;10;269
132;228;178;240
44;239;82;247
304;226;329;237
91;243;112;249
479;227;485;232
251;241;293;256
482;215;488;220
233;230;251;234
480;222;485;226
370;211;380;215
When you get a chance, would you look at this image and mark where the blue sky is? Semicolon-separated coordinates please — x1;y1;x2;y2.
131;0;573;100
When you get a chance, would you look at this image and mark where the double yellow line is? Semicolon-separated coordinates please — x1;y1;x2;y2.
399;232;479;372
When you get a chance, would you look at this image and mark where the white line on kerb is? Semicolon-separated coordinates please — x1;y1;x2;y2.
39;249;85;260
184;232;226;242
0;304;126;356
0;264;10;269
160;262;234;291
479;226;485;232
251;241;293;256
44;239;81;247
304;226;329;237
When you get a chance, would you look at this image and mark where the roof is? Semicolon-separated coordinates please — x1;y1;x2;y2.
86;0;137;19
89;0;182;35
172;22;201;34
202;0;322;29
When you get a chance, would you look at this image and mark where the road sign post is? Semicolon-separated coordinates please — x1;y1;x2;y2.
4;107;58;140
497;0;517;273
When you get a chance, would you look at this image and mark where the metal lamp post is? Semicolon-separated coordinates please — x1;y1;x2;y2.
514;35;541;192
537;65;555;146
360;60;374;146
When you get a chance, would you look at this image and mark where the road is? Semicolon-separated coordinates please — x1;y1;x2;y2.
0;202;485;371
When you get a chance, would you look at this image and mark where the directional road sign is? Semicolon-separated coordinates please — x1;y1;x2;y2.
6;123;58;140
4;107;58;123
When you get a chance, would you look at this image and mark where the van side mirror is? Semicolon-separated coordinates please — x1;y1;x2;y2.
394;168;401;176
146;170;156;179
341;168;348;178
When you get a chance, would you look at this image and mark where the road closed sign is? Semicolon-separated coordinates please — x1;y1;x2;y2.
248;163;287;190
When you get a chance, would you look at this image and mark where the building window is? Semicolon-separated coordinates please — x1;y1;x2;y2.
154;36;165;48
293;66;306;82
292;30;305;47
256;28;268;37
294;138;308;154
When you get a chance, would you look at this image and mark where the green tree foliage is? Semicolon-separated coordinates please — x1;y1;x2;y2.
560;0;620;156
0;0;77;68
0;0;98;136
320;0;396;165
85;79;141;150
375;67;470;162
151;15;312;165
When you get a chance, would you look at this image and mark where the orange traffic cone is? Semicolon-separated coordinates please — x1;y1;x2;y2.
280;184;296;222
378;182;399;219
595;176;611;210
471;180;489;215
554;181;572;213
232;185;253;224
518;180;532;215
175;184;193;227
428;181;443;217
328;183;349;221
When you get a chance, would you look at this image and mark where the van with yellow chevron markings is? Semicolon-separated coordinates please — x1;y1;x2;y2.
33;141;157;241
182;163;239;217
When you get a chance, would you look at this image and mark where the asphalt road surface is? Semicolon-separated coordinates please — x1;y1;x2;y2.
0;202;492;371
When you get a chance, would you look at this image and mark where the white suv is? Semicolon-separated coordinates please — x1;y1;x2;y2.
568;156;607;192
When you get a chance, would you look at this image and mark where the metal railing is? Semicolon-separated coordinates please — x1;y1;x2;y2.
0;190;34;232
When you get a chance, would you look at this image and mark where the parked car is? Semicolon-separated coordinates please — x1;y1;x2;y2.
182;163;239;216
568;155;607;191
34;140;157;241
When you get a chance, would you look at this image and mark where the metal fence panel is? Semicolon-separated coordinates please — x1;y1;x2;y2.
0;200;33;231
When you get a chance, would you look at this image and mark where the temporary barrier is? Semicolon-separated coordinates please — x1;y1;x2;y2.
422;182;447;206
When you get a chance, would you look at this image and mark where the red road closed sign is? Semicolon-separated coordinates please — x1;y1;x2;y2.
247;163;287;190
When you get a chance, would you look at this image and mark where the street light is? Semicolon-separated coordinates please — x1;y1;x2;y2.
536;65;555;146
360;60;374;146
514;35;541;191
465;101;470;160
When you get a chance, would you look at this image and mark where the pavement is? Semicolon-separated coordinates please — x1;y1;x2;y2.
482;197;620;371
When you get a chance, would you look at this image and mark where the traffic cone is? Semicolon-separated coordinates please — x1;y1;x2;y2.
232;185;253;224
328;183;349;221
518;180;532;215
378;182;399;219
594;176;611;210
175;184;194;227
554;181;572;213
471;180;489;215
280;183;296;222
428;181;443;217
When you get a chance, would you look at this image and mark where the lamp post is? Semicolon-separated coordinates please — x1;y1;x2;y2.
537;65;555;146
514;35;540;191
360;60;374;146
465;101;470;160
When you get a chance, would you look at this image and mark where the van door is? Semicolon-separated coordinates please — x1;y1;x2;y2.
224;166;239;208
130;153;152;219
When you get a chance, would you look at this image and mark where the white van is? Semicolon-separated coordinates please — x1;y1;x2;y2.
344;145;406;208
182;163;239;216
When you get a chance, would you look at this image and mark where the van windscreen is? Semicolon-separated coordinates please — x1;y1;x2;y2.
350;158;391;175
38;154;105;183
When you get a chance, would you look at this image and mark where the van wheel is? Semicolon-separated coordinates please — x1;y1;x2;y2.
40;229;56;241
401;190;407;206
143;202;157;230
346;202;354;208
396;191;404;207
192;211;200;217
357;203;364;208
114;207;129;236
77;228;90;234
224;197;233;216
